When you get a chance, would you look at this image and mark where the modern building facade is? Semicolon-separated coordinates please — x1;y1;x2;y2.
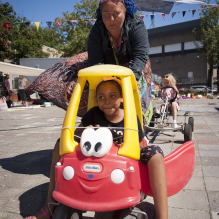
148;19;218;89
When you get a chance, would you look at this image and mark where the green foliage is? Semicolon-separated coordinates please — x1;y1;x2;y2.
54;0;99;57
0;1;49;63
192;0;219;68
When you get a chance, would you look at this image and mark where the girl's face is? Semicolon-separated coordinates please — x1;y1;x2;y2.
163;79;171;87
101;1;126;36
95;82;123;117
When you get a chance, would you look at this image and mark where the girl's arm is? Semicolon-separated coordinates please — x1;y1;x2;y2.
174;86;179;94
139;140;144;148
74;123;98;142
74;123;85;142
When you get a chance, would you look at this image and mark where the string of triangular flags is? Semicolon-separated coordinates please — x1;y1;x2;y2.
140;5;219;21
3;5;219;32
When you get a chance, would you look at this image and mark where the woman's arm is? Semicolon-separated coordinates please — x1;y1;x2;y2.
128;17;149;81
87;22;105;67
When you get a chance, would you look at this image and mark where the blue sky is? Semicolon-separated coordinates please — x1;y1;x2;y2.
1;0;218;29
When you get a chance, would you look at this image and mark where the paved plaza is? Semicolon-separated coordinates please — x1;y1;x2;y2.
0;98;219;219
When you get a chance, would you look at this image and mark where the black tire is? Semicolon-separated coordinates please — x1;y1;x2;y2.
184;123;192;141
149;116;155;127
119;202;156;219
188;117;194;132
52;203;83;219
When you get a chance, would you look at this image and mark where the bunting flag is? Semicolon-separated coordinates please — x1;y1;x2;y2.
172;12;176;18
71;20;77;30
2;5;219;32
5;23;10;32
57;21;62;29
46;22;52;29
35;22;40;31
192;9;196;16
15;22;21;31
25;21;31;28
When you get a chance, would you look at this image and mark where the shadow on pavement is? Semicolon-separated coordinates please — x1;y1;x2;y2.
0;150;53;177
0;150;53;218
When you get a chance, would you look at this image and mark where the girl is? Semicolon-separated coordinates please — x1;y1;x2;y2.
159;74;180;128
25;77;168;219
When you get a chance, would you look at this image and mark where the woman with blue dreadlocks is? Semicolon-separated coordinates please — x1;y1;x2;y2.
25;1;168;219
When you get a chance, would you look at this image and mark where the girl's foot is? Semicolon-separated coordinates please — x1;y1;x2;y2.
24;208;52;219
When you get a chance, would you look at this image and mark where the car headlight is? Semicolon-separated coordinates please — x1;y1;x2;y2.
111;169;125;184
63;166;74;180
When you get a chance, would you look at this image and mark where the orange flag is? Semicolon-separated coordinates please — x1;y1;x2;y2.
162;14;165;20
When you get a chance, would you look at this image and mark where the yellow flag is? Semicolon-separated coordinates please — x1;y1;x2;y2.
35;22;40;31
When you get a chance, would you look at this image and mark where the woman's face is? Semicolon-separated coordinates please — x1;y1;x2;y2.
101;1;126;35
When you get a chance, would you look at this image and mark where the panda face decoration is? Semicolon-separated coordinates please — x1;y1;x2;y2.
80;128;113;157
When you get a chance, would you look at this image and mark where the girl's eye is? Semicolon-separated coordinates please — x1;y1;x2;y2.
98;96;104;100
111;94;116;98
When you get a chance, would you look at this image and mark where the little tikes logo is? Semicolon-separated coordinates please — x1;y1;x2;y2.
83;163;102;173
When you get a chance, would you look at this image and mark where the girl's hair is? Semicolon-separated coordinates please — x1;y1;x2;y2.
96;80;122;95
96;0;137;20
162;74;176;87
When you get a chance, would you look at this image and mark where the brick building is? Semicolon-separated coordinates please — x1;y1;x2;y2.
148;19;218;89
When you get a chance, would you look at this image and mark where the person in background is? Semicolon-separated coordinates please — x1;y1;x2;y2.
3;74;13;108
18;75;30;107
154;74;180;128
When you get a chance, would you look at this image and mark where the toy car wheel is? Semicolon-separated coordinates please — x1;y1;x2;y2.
188;117;194;132
184;123;192;141
149;116;155;127
119;202;156;219
52;204;83;219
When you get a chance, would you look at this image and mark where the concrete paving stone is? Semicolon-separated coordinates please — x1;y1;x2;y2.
201;156;219;166
0;211;23;219
204;177;219;191
184;176;205;190
208;192;219;212
211;211;219;219
198;144;219;151
168;189;209;211
203;166;219;177
168;207;210;219
192;165;202;177
2;186;48;217
199;150;219;157
0;187;23;212
0;171;49;190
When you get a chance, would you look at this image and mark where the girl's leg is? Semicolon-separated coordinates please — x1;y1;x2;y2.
24;140;60;219
148;153;168;219
171;102;178;121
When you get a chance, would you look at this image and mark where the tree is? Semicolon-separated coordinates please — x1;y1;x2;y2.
192;0;219;89
53;0;99;57
0;1;19;61
0;1;49;63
